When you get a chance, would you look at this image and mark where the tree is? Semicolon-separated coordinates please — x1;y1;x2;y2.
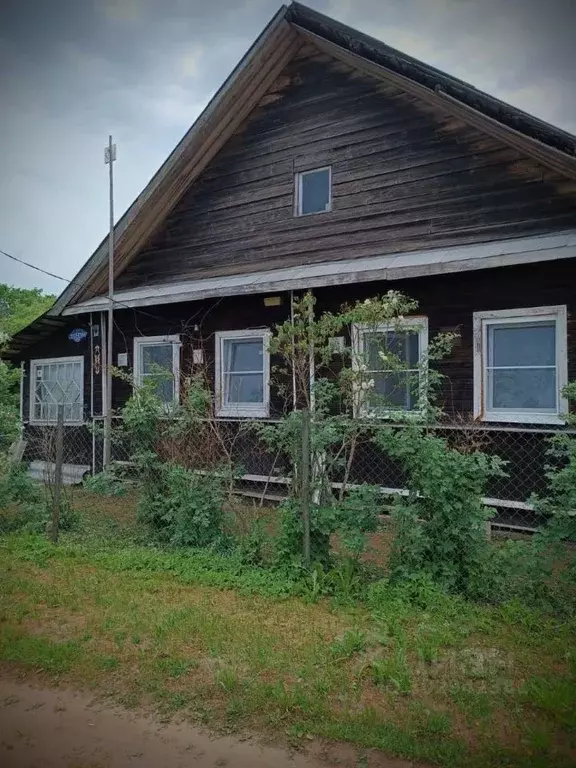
0;284;55;337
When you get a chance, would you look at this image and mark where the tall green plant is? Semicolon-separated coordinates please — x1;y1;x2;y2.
137;463;226;548
117;372;231;549
0;357;20;452
261;290;456;567
375;427;505;593
533;382;576;542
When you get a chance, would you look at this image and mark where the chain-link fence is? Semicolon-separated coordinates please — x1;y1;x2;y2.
20;415;571;533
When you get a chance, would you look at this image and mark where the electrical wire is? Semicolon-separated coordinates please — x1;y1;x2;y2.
0;244;314;342
0;247;187;326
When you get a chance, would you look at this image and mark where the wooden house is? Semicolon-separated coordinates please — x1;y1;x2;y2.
7;3;576;526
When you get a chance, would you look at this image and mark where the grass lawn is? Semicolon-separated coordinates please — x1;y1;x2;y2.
0;491;575;768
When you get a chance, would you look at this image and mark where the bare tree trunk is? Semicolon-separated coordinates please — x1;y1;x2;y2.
259;449;281;507
339;431;359;501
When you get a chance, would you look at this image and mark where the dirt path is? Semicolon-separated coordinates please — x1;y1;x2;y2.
0;679;415;768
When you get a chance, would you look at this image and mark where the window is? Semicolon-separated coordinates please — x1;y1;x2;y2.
133;335;180;406
352;318;428;416
215;329;270;418
30;356;84;424
473;306;568;424
295;167;331;216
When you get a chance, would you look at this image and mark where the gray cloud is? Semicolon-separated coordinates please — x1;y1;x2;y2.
0;0;574;292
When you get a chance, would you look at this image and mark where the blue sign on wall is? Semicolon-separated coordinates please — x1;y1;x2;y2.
68;328;88;343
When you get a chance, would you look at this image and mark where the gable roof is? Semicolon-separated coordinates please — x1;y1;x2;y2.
288;3;576;157
41;1;576;319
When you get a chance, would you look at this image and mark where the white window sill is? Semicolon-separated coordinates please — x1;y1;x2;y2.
216;406;269;419
479;411;566;426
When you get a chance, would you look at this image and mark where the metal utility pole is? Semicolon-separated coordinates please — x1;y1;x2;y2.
50;405;64;543
103;136;116;468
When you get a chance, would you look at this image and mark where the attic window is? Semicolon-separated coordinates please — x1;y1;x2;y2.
295;167;332;216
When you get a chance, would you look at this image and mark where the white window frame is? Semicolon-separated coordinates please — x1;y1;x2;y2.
133;334;181;405
352;317;429;418
294;166;332;217
473;305;568;425
215;328;271;419
29;355;84;425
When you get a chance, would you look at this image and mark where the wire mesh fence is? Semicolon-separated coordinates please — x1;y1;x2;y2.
20;415;571;533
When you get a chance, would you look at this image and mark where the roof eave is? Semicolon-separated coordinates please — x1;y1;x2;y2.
61;232;576;316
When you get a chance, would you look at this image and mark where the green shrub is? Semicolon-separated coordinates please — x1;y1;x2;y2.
333;484;382;559
0;464;79;535
532;382;576;542
375;427;504;595
83;470;126;497
0;462;43;533
273;486;383;571
236;517;269;566
467;536;576;617
137;462;226;548
0;358;20;452
272;499;331;568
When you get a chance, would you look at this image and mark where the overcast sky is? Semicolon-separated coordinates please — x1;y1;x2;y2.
1;0;575;295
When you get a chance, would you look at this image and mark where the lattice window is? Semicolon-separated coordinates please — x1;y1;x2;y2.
30;357;84;424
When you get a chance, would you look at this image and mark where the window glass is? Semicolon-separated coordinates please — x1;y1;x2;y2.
137;341;177;405
362;329;422;412
488;369;556;411
365;331;419;369
32;359;83;422
371;371;419;410
486;321;557;412
223;339;264;405
142;343;173;373
299;168;331;215
489;322;555;367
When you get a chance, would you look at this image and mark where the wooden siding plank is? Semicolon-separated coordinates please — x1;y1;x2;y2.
115;53;576;293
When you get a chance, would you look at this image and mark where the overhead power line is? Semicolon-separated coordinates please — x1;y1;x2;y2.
0;247;174;324
0;245;231;335
0;248;78;286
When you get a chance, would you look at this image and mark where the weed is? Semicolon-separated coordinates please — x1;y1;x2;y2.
215;666;240;693
154;656;198;679
523;676;576;730
96;655;120;671
368;648;412;695
0;627;81;674
450;684;494;722
329;628;368;660
416;637;439;665
302;562;331;602
83;470;126;497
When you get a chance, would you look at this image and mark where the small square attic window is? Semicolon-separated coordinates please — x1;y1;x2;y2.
295;167;331;216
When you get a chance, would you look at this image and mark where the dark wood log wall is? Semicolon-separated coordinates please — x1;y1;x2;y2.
108;296;290;415
17;258;576;502
315;258;576;417
115;46;576;290
20;258;575;425
20;320;93;423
